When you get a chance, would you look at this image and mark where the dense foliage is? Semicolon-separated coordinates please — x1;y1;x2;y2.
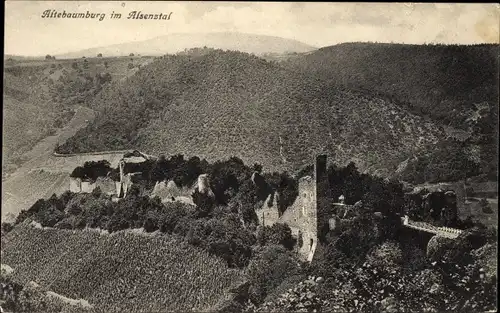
283;43;499;183
256;224;296;251
283;43;498;132
264;219;498;313
397;139;483;183
6;155;497;312
14;155;304;268
70;160;112;181
246;245;302;305
56;49;442;177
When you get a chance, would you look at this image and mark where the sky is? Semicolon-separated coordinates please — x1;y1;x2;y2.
4;1;500;56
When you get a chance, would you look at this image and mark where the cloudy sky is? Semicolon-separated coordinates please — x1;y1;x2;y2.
5;1;499;55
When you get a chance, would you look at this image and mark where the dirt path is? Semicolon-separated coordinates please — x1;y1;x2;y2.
1;107;96;222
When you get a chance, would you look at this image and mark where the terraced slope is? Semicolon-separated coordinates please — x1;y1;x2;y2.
3;56;153;175
1;224;243;313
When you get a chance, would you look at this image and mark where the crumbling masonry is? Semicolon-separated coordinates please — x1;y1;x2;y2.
256;155;330;262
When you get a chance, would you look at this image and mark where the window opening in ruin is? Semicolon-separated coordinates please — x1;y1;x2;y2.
298;232;303;248
309;238;314;251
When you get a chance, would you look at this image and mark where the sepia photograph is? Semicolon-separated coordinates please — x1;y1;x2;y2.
2;1;499;312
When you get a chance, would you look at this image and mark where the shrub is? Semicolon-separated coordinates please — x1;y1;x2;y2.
256;223;296;250
143;212;159;232
365;241;403;270
1;222;14;233
70;160;111;181
106;215;130;233
246;245;301;305
480;198;493;213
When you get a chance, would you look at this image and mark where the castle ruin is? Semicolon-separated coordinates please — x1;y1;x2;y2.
256;154;331;262
69;150;151;198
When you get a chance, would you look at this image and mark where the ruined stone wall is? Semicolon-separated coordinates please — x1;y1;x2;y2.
255;175;317;261
283;176;317;261
151;180;196;205
95;177;116;195
69;177;114;195
198;174;210;193
255;154;330;262
415;181;466;211
256;192;280;227
69;177;81;193
115;181;122;197
122;174;133;197
81;181;96;193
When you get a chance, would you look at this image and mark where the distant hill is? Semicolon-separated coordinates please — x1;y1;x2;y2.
57;49;444;176
56;32;316;58
4;54;45;61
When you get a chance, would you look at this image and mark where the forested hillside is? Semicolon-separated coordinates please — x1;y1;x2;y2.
282;43;498;130
56;49;444;176
3;64;71;172
2;56;152;176
282;43;499;182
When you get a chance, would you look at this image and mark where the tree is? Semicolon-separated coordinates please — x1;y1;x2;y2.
480;198;492;214
143;211;160;232
70;166;86;179
246;245;300;305
366;241;403;271
97;53;103;57
129;53;135;57
1;222;14;233
257;223;296;250
128;63;134;69
45;54;52;60
91;186;103;199
102;72;112;83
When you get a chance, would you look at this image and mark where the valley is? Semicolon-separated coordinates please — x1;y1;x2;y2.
2;24;498;313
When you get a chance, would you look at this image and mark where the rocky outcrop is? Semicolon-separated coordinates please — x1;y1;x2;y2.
426;235;456;261
150;180;195;205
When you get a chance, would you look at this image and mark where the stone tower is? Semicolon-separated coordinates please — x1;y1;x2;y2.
255;154;331;263
310;154;329;261
315;154;329;209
